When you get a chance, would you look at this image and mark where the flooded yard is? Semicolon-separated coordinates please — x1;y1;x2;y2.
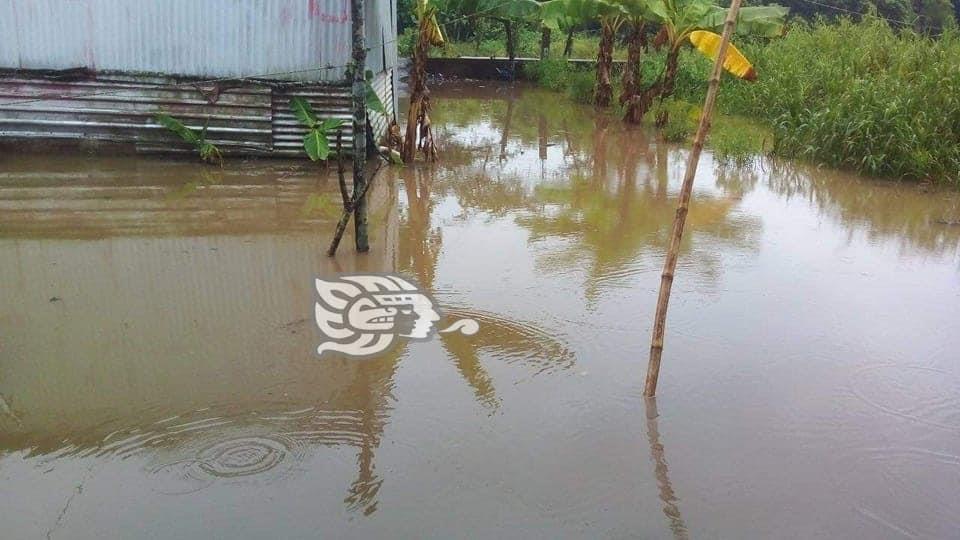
2;83;960;538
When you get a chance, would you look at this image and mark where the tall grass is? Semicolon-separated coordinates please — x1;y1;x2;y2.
675;19;960;183
524;58;607;105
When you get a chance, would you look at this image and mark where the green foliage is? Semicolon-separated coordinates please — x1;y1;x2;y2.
364;71;387;116
523;58;598;103
289;97;347;161
567;68;599;103
523;57;573;89
713;19;960;183
709;116;771;165
155;113;223;166
654;99;699;141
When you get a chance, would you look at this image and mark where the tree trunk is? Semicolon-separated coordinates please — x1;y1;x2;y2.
563;28;575;57
350;0;369;252
625;46;679;124
653;48;680;127
403;20;432;163
540;26;551;60
645;0;744;397
619;21;645;108
594;20;615;107
504;20;517;61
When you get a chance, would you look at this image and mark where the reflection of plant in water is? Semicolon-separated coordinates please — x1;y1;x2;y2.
394;165;577;409
426;85;762;301
164;170;225;200
450;172;532;216
713;161;760;196
523;111;758;300
766;160;960;257
299;193;340;219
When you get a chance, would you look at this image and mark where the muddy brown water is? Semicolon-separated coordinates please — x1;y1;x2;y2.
2;83;959;539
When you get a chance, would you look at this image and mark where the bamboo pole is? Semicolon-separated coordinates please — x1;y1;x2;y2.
644;0;743;397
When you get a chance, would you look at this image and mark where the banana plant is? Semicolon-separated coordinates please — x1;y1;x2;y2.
616;0;655;111
290;97;346;161
623;0;787;123
477;0;543;61
542;0;628;107
364;70;387;116
403;0;445;163
155;114;223;166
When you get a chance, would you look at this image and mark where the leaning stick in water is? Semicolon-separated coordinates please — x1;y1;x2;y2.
644;0;744;397
327;134;383;257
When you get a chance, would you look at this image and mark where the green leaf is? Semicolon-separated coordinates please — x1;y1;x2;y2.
365;81;387;115
319;118;346;132
698;5;788;38
387;148;403;165
289;97;318;128
303;129;330;161
541;0;625;27
155;113;200;146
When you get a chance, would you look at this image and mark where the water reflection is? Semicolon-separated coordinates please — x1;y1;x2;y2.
764;159;960;256
428;86;763;302
644;399;689;540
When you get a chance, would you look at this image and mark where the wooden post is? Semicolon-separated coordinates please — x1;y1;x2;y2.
350;0;369;252
644;0;743;397
540;26;551;60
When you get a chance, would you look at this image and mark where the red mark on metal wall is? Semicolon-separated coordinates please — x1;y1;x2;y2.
308;0;348;23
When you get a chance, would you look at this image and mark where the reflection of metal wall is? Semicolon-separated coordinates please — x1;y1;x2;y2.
0;0;398;155
0;160;399;442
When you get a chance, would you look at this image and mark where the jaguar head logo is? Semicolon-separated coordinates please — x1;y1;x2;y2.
315;274;476;358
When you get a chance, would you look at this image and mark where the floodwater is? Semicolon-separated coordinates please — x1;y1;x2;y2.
2;83;959;539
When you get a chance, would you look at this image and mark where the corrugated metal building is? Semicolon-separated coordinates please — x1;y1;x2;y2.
0;0;399;157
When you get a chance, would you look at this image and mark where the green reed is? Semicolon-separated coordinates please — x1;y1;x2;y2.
675;18;960;184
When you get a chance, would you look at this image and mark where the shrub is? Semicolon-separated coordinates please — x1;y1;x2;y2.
566;69;597;104
524;59;596;104
523;58;572;91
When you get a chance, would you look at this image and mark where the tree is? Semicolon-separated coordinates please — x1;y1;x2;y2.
479;0;543;60
617;0;656;114
622;0;787;123
403;0;446;163
543;0;629;106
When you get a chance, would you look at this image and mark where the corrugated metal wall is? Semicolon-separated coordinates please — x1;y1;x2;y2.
0;72;394;156
0;0;399;157
0;0;400;81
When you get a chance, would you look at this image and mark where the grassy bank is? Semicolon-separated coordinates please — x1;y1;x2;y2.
517;19;960;184
703;19;960;183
